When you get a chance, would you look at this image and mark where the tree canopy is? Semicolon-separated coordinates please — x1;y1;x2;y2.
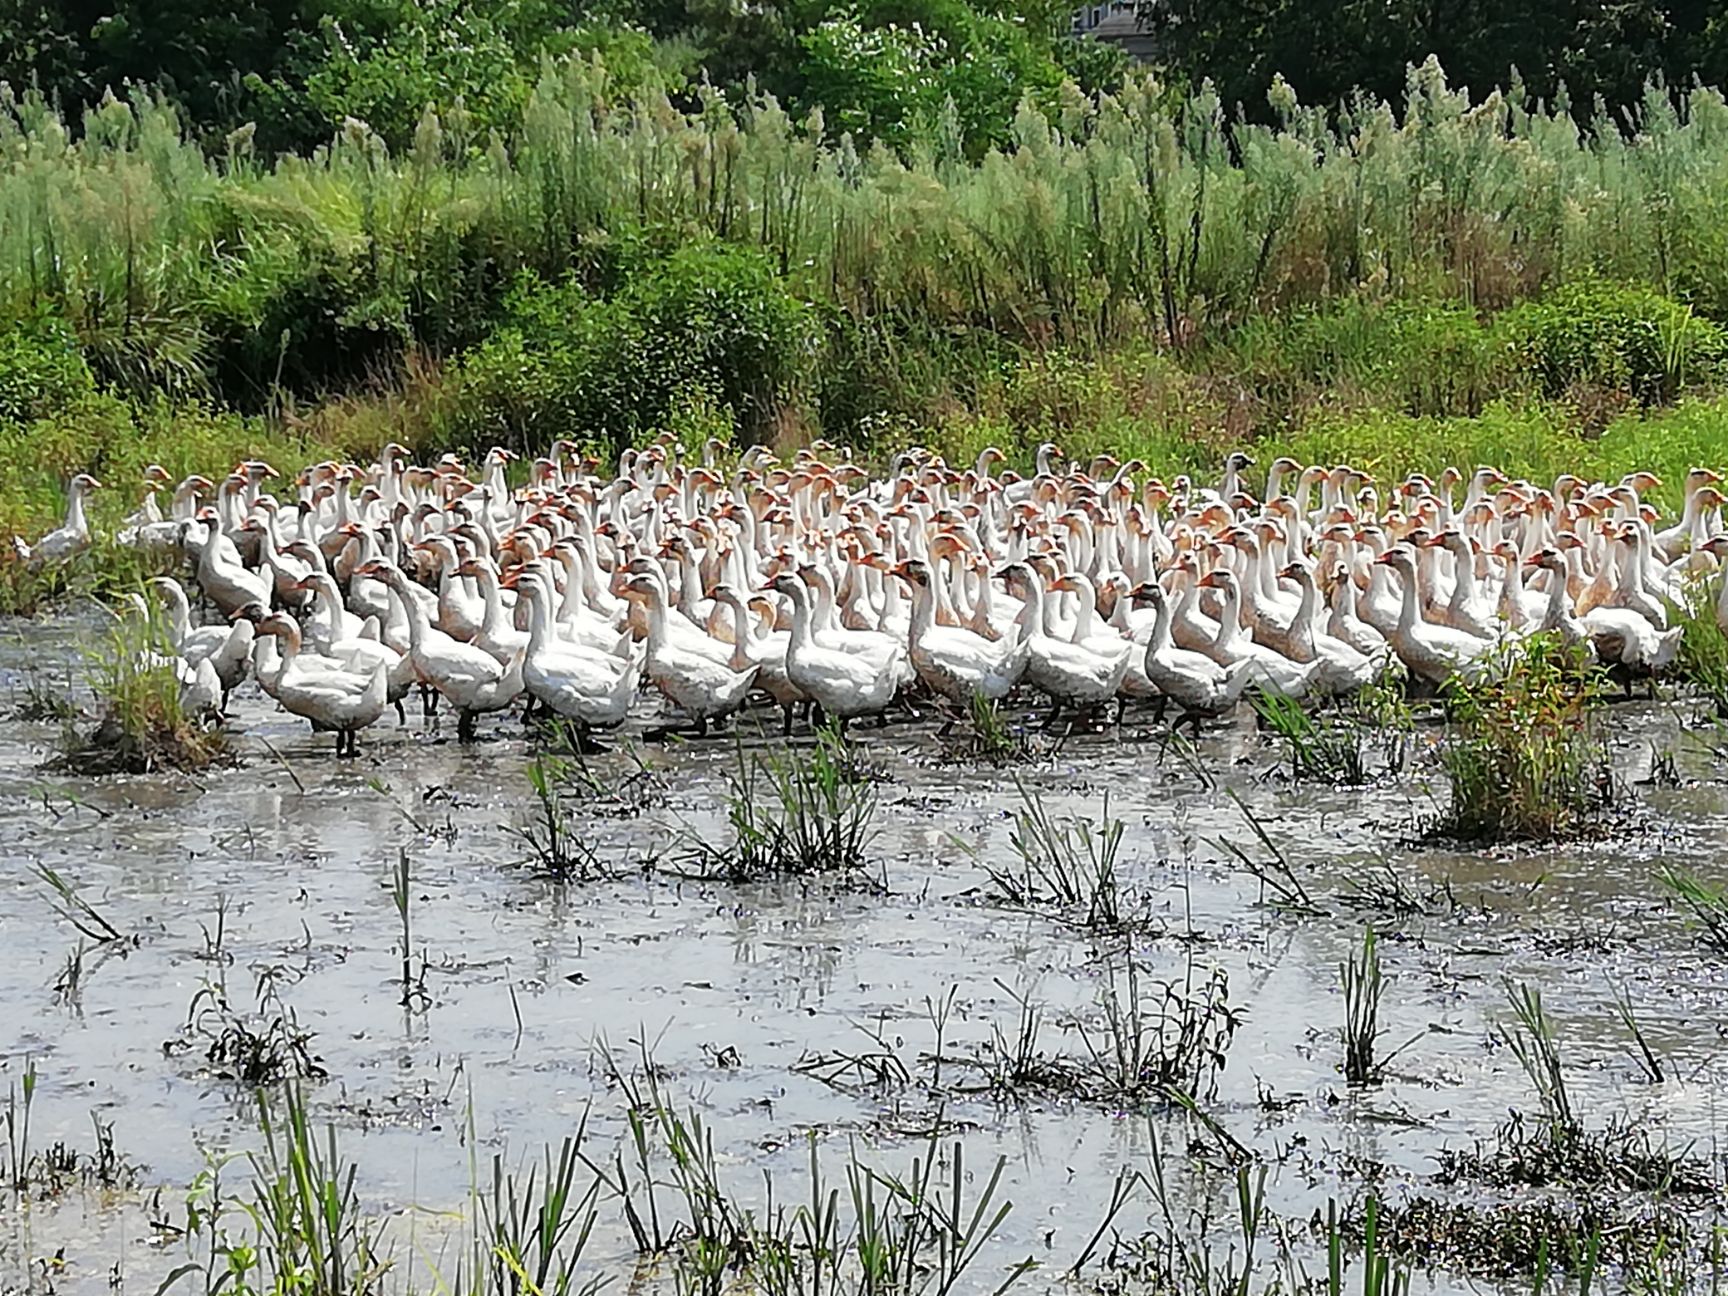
1137;0;1725;120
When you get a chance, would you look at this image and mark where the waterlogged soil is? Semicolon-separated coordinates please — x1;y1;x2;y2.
3;610;1728;1295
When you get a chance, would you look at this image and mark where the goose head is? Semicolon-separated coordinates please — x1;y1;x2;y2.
1524;547;1566;576
888;558;931;589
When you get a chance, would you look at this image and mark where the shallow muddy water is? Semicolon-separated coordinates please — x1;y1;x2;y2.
3;612;1728;1295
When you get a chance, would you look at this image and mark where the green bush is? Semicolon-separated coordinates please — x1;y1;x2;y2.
1437;634;1613;843
448;245;819;454
1220;298;1514;420
0;317;102;428
1499;279;1728;406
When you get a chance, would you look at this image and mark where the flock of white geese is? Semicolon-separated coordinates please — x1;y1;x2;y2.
13;443;1728;756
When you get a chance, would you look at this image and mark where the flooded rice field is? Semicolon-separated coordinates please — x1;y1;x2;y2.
3;612;1727;1296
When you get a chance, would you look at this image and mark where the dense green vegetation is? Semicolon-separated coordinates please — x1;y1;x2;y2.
13;2;1728;609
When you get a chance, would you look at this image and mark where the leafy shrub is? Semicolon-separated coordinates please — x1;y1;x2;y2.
1222;297;1514;419
448;245;819;454
1436;634;1613;842
1499;279;1728;407
0;317;100;428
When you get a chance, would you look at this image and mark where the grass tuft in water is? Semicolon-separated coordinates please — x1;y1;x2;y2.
1341;928;1384;1086
941;691;1042;765
481;1125;604;1296
1079;954;1241;1107
1253;675;1415;785
248;1085;387;1296
54;600;227;775
175;970;327;1085
1436;633;1613;842
4;1063;140;1201
1659;867;1728;953
692;723;880;884
1499;979;1574;1136
984;776;1128;929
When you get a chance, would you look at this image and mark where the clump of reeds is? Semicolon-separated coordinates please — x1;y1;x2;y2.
691;724;879;883
247;1086;385;1296
985;776;1130;929
1339;927;1420;1086
54;601;227;775
173;972;326;1086
940;691;1042;764
1436;633;1612;842
1674;588;1728;719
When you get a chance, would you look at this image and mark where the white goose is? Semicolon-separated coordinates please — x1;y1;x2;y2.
1374;549;1494;686
514;571;639;743
621;573;757;734
150;576;253;705
358;560;523;740
769;573;901;733
1126;580;1255;727
1000;562;1130;715
13;474;99;570
711;583;802;731
892;558;1029;704
252;612;389;757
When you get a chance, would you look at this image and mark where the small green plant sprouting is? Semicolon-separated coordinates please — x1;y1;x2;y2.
4;1058;37;1191
5;1075;140;1200
985;776;1126;928
1498;980;1575;1136
1212;788;1319;914
1340;928;1418;1086
1437;633;1613;842
34;862;125;944
1660;867;1728;953
696;724;880;883
9;665;78;724
391;849;428;1010
515;743;607;881
1609;983;1665;1085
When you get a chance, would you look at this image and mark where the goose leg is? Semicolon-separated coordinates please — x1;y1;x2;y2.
457;709;477;743
1042;700;1063;731
696;715;709;738
781;706;794;737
